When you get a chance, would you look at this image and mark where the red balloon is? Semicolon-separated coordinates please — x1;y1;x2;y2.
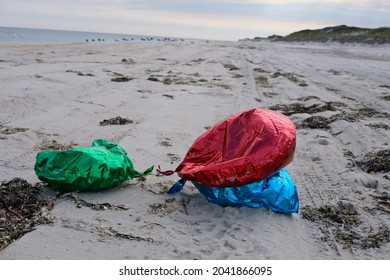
175;108;296;187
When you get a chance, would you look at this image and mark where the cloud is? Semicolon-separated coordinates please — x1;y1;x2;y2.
225;0;382;4
0;0;388;40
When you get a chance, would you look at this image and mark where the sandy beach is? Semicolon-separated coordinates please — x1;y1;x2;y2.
0;39;389;260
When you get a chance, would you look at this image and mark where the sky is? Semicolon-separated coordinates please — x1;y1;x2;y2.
0;0;389;41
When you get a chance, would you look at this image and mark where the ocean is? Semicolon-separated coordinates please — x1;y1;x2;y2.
0;26;167;43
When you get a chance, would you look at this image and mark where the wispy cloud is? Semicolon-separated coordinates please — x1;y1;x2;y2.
0;0;388;40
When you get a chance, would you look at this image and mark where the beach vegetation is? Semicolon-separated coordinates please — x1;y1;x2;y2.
276;25;390;44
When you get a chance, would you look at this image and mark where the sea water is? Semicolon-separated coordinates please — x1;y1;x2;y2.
0;26;167;43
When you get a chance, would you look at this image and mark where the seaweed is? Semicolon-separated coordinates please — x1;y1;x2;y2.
255;75;271;88
343;108;390;122
99;116;133;126
268;101;346;116
360;226;390;249
371;192;390;213
301;203;358;229
147;77;160;82
0;178;54;251
356;149;390;173
302;203;390;250
111;76;133;82
38;139;77;151
224;64;240;71
296;115;335;129
271;100;388;130
162;94;174;99
334;226;390;250
115;232;154;242
59;193;129;211
271;72;308;86
367;123;390;130
0;127;29;135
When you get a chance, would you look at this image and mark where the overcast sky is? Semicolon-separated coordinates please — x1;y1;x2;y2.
0;0;388;40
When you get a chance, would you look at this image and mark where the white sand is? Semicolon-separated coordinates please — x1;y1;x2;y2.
0;40;389;259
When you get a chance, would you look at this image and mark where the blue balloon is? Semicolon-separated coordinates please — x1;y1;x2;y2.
168;169;299;214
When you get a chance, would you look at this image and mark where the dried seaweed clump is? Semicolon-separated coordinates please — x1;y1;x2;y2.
271;72;308;87
0;178;54;251
360;226;390;249
39;140;77;151
269;101;345;116
224;64;240;71
301;203;358;229
356;149;390;173
344;107;390;122
60;193;129;211
371;192;390;213
99;116;133;126
296;116;335;129
334;226;390;250
1;127;29;135
111;76;133;82
302;203;390;250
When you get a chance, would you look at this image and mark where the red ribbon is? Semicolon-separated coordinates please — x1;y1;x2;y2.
156;165;175;176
